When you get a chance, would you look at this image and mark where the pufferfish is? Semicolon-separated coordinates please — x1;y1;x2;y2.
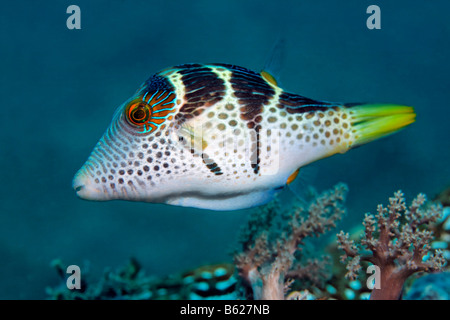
73;63;415;210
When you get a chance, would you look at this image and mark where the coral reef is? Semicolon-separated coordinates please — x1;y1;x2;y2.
403;272;450;300
47;258;155;299
430;195;450;266
434;186;450;207
233;183;348;300
337;191;446;300
47;259;237;300
47;186;449;300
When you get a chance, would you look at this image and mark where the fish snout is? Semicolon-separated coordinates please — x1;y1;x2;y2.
72;168;106;201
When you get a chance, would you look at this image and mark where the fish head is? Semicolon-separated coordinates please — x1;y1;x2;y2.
73;87;183;203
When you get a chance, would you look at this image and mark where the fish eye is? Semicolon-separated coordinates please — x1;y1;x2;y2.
126;101;151;126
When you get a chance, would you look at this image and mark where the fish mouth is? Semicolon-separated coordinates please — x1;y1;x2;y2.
72;170;88;199
72;169;105;201
74;184;84;193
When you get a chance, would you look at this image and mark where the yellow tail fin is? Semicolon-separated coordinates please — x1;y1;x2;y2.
348;103;416;147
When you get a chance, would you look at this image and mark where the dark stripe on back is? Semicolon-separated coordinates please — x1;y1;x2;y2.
344;102;366;108
277;92;334;114
224;64;275;124
212;64;271;175
174;63;204;69
175;65;226;123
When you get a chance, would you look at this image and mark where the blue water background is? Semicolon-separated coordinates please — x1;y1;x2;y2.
0;0;449;299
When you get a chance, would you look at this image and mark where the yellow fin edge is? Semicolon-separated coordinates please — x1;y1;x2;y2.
286;168;300;185
261;70;278;86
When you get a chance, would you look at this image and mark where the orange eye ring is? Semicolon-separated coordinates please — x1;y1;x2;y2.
126;101;151;126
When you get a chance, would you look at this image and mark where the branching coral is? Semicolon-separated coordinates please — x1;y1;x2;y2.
337;190;446;300
234;183;348;300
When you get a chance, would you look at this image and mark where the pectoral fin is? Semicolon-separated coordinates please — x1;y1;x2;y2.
177;121;223;175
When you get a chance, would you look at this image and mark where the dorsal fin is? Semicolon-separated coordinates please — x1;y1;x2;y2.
261;70;278;86
260;38;285;87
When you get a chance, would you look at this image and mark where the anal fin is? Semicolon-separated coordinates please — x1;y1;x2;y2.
287;168;300;185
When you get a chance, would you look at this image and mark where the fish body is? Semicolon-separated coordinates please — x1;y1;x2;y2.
73;63;415;210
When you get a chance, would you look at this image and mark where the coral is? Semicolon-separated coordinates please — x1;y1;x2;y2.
47;186;448;300
337;191;446;300
324;232;372;300
431;187;450;267
404;272;450;300
46;259;237;300
434;185;450;207
47;258;156;299
234;183;348;300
